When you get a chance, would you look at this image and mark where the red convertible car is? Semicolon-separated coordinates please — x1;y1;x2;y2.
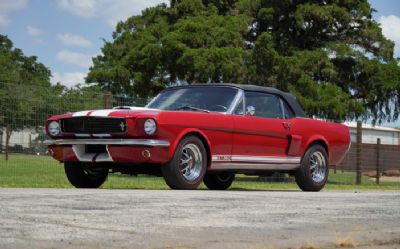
45;84;350;191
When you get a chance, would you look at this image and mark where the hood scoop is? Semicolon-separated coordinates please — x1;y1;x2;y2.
113;106;134;110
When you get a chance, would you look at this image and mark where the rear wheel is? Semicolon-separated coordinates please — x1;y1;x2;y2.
162;136;207;190
64;162;108;188
204;173;235;190
295;144;329;192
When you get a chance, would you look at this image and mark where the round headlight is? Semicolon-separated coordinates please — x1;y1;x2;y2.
48;121;61;136
144;119;157;135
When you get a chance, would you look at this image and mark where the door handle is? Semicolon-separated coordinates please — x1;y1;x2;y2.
282;122;291;130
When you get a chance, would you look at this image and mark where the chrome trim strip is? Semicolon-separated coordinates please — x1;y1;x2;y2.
44;139;170;147
75;134;90;137
212;155;301;164
232;155;301;163
92;134;112;137
210;163;300;170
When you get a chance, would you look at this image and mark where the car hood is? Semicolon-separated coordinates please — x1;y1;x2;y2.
53;107;162;120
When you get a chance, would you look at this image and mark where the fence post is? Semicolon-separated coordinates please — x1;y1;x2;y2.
29;134;32;148
0;130;2;153
103;92;113;109
356;121;362;185
376;138;381;185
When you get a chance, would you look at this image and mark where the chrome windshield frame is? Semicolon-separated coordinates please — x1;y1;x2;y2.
226;89;244;114
145;93;160;108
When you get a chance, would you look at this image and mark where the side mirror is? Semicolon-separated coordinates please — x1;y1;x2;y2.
246;106;255;116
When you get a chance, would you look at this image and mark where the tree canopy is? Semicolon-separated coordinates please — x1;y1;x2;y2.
0;34;53;131
0;35;105;160
0;34;53;159
87;0;400;123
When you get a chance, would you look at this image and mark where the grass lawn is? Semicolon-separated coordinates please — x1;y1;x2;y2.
0;153;399;190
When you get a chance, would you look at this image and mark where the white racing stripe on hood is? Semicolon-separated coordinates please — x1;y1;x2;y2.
71;107;159;117
89;110;116;117
72;111;91;117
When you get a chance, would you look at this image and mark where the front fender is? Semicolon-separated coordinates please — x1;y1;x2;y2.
167;128;212;162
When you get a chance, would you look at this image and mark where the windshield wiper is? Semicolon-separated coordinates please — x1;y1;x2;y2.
175;106;210;113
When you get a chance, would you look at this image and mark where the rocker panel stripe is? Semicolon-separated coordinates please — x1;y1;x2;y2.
212;155;301;164
210;163;300;170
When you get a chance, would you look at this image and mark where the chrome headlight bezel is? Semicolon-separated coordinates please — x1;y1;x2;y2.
144;118;157;135
48;121;61;136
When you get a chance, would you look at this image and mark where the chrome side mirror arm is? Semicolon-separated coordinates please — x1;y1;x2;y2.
246;106;255;116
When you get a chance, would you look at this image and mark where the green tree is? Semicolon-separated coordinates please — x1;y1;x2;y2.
87;0;400;123
0;35;51;160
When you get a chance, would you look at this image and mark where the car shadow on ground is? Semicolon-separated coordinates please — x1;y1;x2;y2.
228;188;299;192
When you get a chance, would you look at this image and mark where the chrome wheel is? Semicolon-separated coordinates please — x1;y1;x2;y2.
162;135;207;190
309;151;326;183
180;143;203;181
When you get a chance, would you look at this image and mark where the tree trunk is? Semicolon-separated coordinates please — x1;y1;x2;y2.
5;125;12;161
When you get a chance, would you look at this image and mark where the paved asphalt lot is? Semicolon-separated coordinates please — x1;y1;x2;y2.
0;189;399;249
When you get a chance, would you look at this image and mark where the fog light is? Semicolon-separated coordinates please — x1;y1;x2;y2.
142;150;151;158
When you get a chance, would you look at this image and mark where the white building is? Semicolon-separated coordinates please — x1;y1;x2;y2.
344;122;400;145
0;129;40;150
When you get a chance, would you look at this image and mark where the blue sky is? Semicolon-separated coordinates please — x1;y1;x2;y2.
0;0;166;86
0;0;399;127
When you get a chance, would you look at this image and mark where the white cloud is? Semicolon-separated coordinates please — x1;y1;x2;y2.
57;33;92;48
26;26;42;37
0;15;9;27
57;0;167;27
57;0;97;18
379;15;400;56
0;0;28;27
56;50;93;68
51;72;87;87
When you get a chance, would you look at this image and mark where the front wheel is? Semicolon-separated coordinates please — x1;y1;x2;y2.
295;144;329;192
204;173;235;190
64;162;108;188
162;136;207;190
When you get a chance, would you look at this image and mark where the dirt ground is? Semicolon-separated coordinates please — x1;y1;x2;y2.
0;189;399;249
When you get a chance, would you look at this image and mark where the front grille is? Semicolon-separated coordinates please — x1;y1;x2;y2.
61;117;127;134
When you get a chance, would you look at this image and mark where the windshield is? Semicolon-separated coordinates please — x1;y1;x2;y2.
147;87;238;113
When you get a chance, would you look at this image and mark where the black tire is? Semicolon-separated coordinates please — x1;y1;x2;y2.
203;173;235;190
162;135;207;190
295;144;329;192
64;162;108;188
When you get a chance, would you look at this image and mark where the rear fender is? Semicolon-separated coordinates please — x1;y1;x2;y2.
303;135;330;157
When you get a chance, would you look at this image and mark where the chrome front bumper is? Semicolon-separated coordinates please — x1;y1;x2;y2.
44;139;170;147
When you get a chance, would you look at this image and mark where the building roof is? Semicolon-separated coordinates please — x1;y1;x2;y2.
344;121;400;132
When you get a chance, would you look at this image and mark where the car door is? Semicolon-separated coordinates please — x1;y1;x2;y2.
229;91;295;168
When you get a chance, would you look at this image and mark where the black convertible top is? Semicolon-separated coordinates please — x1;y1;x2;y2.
165;83;306;118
